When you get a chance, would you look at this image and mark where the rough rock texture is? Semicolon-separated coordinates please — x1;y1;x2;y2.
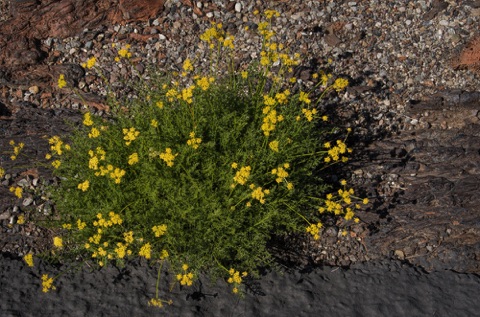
357;90;480;273
452;35;480;72
0;0;165;72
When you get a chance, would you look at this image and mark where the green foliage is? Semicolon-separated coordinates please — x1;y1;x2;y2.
41;11;363;300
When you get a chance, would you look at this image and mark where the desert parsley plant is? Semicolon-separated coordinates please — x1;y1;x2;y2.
32;10;367;303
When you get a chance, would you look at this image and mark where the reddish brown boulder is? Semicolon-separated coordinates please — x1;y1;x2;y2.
0;0;165;73
451;35;480;72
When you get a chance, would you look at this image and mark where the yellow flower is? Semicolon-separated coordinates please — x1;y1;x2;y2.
53;236;63;248
241;71;248;79
83;112;93;126
363;198;369;205
159;148;178;167
187;132;202;149
268;140;279;152
176;264;194;286
85;57;96;69
128;153;139;165
23;253;34;267
57;74;67;88
88;127;100;138
118;45;132;59
0;167;5;178
139;243;151;259
51;160;61;169
156;101;164;109
9;186;22;198
160;249;169;260
299;91;311;104
77;219;86;230
123;127;140;146
152;224;167;237
151;119;158;128
124;231;134;244
231;162;238;169
148;298;164;307
182;58;194;72
17;214;25;224
77;180;89;191
233;166;251;185
41;274;56;293
332;78;349;92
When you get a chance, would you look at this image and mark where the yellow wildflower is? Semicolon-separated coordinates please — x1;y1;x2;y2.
53;237;63;248
159;148;178;167
128;153;139;165
41;274;56;293
233;166;251;185
88;127;100;138
152;224;167;237
83;112;93;126
77;180;89;191
24;253;34;267
17;214;25;224
139;243;151;260
9;186;22;198
123;127;140;146
332;78;349;92
269;140;279;152
57;74;67;88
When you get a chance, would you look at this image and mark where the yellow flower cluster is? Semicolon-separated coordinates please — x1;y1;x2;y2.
88;147;106;170
93;164;126;183
0;167;4;178
159;148;178;167
115;44;132;62
182;58;194;73
9;140;24;161
271;163;289;183
324;140;351;163
17;214;25;224
148;298;173;308
53;236;63;248
128;152;139;165
41;274;56;293
264;9;280;19
301;108;317;122
261;105;284;136
139;243;152;259
93;211;123;228
47;135;70;156
83;112;93;126
123;127;140;146
268;140;279;152
195;76;214;91
306;222;323;240
23;253;34;267
77;219;87;230
152;224;167;237
299;91;311;104
88;127;100;138
176;264;194;286
77;180;89;191
250;184;270;204
232;165;251;186
181;85;195;104
186;132;202;149
9;186;22;198
81;57;97;69
227;268;247;294
200;22;232;49
58;74;67;88
332;78;349;92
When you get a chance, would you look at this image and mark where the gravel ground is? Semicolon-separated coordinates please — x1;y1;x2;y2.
1;1;480;314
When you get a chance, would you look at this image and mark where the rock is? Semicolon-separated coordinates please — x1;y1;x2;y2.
451;36;480;72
